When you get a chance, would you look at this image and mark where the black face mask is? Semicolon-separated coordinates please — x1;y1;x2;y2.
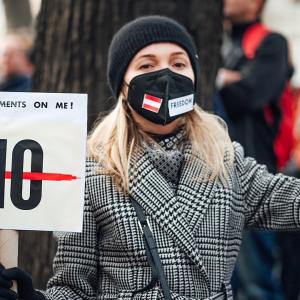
127;68;195;125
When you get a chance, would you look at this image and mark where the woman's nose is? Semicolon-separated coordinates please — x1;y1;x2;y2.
157;61;171;70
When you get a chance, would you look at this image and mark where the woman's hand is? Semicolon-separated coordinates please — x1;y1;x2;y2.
0;264;45;300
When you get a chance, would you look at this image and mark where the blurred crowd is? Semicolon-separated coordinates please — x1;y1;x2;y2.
0;30;33;92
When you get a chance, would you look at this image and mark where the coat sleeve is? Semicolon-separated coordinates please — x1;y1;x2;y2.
40;169;99;299
220;33;289;117
233;142;300;230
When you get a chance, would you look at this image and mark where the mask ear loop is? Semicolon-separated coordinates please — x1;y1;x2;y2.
120;82;129;106
120;81;132;114
120;82;142;139
120;81;129;99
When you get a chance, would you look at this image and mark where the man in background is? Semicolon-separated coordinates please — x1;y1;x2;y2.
215;0;290;299
0;32;33;92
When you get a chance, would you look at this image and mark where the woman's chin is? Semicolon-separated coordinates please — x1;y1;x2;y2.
140;116;184;135
148;121;183;135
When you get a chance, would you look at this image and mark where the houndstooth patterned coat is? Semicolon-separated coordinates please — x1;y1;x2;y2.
41;141;300;300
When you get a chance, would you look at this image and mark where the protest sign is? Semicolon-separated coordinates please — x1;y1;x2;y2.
0;92;87;232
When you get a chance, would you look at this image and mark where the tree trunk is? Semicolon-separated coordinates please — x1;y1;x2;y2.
18;232;57;289
22;0;223;289
3;0;32;31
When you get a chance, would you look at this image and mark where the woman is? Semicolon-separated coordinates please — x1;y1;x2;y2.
1;15;300;300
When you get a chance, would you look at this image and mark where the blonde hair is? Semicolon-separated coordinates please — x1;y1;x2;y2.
88;96;234;193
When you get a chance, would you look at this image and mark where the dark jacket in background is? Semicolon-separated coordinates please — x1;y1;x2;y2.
0;75;32;92
220;21;289;173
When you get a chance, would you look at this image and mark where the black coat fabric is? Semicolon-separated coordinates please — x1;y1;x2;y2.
220;21;289;173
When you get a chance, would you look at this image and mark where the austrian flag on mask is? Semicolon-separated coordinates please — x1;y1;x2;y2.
142;94;162;113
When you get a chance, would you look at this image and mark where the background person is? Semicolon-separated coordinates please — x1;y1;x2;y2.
0;33;34;92
215;0;291;299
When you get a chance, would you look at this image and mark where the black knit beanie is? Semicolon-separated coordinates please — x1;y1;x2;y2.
107;15;200;100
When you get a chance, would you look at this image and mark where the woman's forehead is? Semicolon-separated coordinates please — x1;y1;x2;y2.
133;42;188;60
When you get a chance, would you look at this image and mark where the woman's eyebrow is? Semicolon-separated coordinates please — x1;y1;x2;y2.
135;51;187;61
170;51;187;57
136;54;156;59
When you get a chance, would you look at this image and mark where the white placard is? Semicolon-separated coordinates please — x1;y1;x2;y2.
0;92;87;232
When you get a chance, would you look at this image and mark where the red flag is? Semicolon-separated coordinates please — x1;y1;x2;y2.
142;94;162;113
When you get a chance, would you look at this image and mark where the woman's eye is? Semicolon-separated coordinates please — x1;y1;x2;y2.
173;62;186;69
139;64;153;70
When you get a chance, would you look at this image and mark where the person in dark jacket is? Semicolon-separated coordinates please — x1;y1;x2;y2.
1;15;300;300
215;0;290;299
0;34;33;92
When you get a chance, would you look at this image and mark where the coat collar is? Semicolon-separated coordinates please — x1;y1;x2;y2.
129;141;218;294
177;143;218;231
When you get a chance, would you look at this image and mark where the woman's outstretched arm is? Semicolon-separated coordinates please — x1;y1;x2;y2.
234;142;300;231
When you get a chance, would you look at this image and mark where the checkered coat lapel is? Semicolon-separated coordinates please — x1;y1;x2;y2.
129;143;216;292
177;143;219;231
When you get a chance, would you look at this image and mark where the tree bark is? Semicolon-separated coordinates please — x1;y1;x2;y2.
21;0;223;289
3;0;32;31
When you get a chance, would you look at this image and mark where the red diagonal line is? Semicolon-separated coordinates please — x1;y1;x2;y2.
4;171;79;181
